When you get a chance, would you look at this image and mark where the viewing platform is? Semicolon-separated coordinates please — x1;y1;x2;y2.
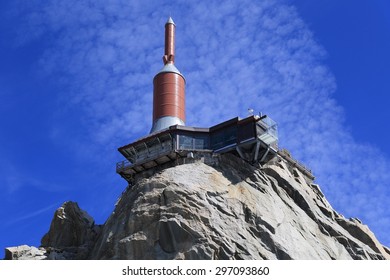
116;115;278;182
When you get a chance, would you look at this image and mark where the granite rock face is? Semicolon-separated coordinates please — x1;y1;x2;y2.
90;154;390;260
5;154;390;260
41;201;101;259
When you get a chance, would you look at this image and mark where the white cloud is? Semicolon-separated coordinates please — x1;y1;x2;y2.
4;201;61;226
0;158;67;194
10;0;390;246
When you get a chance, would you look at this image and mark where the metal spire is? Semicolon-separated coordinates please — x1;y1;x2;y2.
163;17;175;64
166;16;175;25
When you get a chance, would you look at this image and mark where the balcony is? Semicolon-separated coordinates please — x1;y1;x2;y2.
257;116;278;146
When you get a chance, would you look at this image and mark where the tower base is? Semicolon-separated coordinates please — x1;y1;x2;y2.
150;116;185;134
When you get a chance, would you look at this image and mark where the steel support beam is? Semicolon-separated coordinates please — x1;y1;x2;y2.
259;146;270;163
253;141;261;162
236;146;245;160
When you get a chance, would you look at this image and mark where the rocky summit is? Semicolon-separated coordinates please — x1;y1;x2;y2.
4;153;390;260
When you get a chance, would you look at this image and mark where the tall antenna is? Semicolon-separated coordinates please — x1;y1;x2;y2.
163;17;175;64
150;17;186;134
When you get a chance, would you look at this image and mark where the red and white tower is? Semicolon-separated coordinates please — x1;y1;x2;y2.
150;17;186;133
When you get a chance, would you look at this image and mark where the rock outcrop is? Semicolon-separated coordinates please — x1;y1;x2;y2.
5;201;101;260
4;153;390;260
5;245;46;260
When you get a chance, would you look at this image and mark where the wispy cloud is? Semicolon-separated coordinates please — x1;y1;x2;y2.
8;0;390;245
0;158;66;194
5;201;60;226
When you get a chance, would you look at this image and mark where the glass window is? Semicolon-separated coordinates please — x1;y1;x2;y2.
194;135;209;149
211;126;237;150
238;122;255;142
177;134;209;150
179;135;193;149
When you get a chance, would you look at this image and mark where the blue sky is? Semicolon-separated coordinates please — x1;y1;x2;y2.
1;0;390;258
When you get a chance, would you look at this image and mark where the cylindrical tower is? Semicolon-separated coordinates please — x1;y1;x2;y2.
150;17;186;133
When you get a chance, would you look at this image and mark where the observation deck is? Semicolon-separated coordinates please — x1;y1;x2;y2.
116;115;278;183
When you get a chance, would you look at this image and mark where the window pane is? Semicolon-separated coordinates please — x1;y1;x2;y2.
179;135;193;149
194;135;209;149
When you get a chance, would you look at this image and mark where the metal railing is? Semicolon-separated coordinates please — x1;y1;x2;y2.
116;143;174;173
277;149;315;180
116;159;132;173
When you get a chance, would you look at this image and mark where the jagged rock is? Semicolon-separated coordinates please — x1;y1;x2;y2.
5;154;390;260
5;201;101;260
4;245;46;260
41;201;96;247
40;201;101;259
